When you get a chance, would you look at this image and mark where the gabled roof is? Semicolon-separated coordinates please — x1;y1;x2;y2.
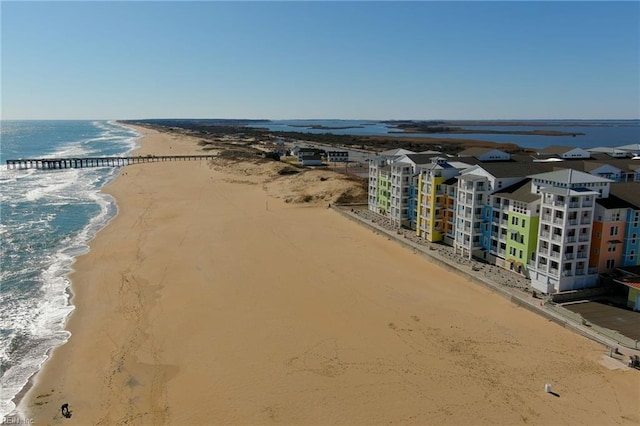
529;168;612;184
596;194;638;210
478;161;555;178
457;147;509;157
616;143;640;151
609;183;640;209
538;145;579;154
587;147;631;157
447;160;480;170
404;153;439;165
379;148;416;156
459;171;489;181
582;161;622;173
493;178;539;203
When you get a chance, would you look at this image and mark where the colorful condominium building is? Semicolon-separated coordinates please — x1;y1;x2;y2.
367;146;640;303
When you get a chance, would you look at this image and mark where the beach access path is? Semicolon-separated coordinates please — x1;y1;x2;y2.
17;125;640;426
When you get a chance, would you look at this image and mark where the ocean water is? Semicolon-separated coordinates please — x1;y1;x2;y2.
0;120;140;418
248;119;640;150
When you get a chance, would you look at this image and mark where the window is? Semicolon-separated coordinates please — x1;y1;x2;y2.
608;245;616;252
610;226;619;236
606;259;615;269
522;219;526;228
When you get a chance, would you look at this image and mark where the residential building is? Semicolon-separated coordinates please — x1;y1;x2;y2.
527;169;611;294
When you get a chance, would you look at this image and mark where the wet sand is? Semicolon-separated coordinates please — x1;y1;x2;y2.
19;125;639;425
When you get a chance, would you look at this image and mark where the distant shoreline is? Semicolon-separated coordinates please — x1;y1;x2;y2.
390;128;584;137
387;121;585;137
288;124;366;130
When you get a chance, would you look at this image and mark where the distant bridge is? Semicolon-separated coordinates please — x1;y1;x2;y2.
5;155;217;170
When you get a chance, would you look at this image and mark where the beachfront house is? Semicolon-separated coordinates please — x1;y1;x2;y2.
299;153;323;166
326;151;349;163
537;146;591;160
457;148;511;162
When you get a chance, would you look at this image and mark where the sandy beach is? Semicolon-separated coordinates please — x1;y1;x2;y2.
18;125;639;425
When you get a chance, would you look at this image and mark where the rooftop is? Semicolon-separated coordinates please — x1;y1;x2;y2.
493;178;539;203
530;168;612;184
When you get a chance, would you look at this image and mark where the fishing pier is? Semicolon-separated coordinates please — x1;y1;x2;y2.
5;155;217;170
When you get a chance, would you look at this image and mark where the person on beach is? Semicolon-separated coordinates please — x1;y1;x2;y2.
61;403;71;418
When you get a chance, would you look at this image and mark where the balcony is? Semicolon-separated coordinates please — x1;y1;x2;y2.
549;268;559;275
553;218;564;225
565;235;577;243
581;218;592;225
568;219;578;226
579;235;590;242
540;231;550;238
542;214;551;222
551;234;562;242
569;202;580;208
577;251;587;259
550;251;561;259
565;252;575;260
588;267;598;274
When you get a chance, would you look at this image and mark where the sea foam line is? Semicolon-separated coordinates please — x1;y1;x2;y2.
0;122;141;419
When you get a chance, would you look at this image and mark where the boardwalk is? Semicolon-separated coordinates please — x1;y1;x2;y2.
5;155;216;170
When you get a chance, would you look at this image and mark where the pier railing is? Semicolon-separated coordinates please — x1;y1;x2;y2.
5;155;217;170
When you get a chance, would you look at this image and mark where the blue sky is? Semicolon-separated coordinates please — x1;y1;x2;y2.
2;1;638;120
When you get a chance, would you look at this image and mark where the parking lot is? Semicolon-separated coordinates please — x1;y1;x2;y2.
564;300;640;341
